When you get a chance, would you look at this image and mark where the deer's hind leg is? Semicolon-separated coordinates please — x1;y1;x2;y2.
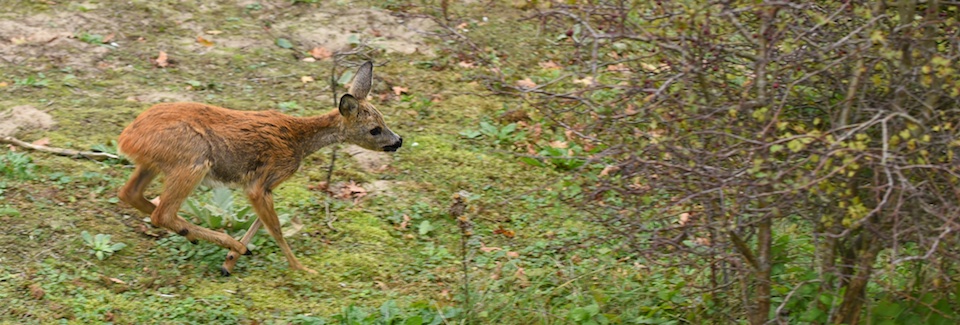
220;219;260;276
118;165;159;215
151;164;249;255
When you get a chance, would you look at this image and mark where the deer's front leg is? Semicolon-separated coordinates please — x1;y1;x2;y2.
245;188;317;274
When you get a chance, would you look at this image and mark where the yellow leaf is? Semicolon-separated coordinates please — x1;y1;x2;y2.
301;76;314;83
196;36;214;47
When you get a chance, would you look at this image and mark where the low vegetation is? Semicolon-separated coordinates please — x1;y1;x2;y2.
1;1;958;324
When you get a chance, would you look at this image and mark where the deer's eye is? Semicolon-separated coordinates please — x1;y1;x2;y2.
370;127;382;136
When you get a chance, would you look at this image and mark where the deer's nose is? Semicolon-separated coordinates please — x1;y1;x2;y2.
383;137;402;152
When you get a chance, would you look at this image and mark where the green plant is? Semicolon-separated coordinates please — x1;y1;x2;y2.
77;32;104;44
182;187;256;233
0;152;37;180
14;74;49;88
80;231;127;260
460;121;525;147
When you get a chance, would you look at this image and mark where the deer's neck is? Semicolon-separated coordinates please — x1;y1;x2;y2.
297;110;345;155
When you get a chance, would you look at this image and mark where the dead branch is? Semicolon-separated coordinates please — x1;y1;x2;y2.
1;136;121;161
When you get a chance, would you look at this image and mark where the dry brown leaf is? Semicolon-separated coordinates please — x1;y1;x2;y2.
456;22;469;29
679;212;691;226
154;51;169;68
392;86;408;96
108;277;126;284
282;215;304;237
30;138;50;147
695;237;711;246
493;225;515;238
607;63;629;72
309;46;332;60
516;78;537;89
458;61;475;69
506;251;520;258
337;181;367;200
399;214;411;230
479;243;502;253
491;261;503;280
599;165;620;177
538;61;561;70
301;76;314;83
102;33;115;43
206;30;224;35
549;140;568;149
29;283;44;299
196;36;214;47
515;267;530;288
573;76;595;86
307;181;329;192
10;36;27;45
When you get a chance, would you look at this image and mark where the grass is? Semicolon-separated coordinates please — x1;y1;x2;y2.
0;1;650;324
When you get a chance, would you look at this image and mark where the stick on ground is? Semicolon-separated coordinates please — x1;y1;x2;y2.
1;136;121;161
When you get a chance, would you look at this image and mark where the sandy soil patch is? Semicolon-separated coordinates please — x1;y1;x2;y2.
0;12;116;71
0;105;57;137
279;8;437;55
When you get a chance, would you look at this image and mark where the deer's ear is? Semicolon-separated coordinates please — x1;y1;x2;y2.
338;94;359;118
349;61;373;99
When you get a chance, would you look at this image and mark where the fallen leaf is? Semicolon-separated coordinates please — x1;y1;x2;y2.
458;61;475;69
678;212;691;226
370;29;383;37
282;215;304;237
29;283;44;299
0;82;8;88
491;261;502;280
301;76;314;83
514;267;530;288
506;251;520;258
206;30;224;35
516;78;537;89
440;288;451;300
154;51;169;68
337;181;367;200
538;61;561;70
479;243;502;253
549;140;568;149
396;214;411;230
30;138;50;147
309;46;332;60
599;165;620;177
493;225;515;238
196;36;214;47
104;311;115;322
573;76;595;86
10;36;27;45
456;22;469;29
307;181;329;192
108;277;126;284
102;33;115;43
695;237;711;246
392;86;408;96
606;63;629;72
430;94;443;102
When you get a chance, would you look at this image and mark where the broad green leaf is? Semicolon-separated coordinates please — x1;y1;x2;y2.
276;38;294;49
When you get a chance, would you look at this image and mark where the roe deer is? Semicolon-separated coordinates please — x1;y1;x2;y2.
117;61;401;275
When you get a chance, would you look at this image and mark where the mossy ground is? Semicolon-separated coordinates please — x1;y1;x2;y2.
0;1;631;324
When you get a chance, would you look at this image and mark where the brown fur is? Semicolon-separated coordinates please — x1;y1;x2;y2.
116;62;400;275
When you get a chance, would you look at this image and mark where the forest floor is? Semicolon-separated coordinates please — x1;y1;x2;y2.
0;1;645;324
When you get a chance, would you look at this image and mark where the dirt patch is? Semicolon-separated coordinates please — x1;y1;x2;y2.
279;8;437;55
125;92;196;104
343;144;392;172
0;12;116;71
0;105;57;137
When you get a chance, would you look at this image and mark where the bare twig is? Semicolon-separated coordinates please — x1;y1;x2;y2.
1;136;121;161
